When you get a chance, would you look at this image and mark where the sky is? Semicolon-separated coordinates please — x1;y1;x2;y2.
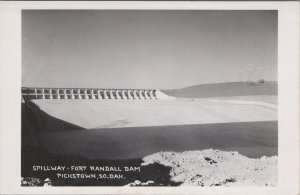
22;10;277;89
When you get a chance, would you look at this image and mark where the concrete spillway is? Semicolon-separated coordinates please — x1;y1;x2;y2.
28;97;277;130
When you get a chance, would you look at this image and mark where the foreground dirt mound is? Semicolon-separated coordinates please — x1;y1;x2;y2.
142;149;277;186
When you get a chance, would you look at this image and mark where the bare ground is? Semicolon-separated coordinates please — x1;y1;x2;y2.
142;149;277;186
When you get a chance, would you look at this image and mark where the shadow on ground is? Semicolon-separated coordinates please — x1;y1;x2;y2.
36;121;278;159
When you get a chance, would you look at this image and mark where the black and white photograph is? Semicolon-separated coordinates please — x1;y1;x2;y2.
0;1;299;194
20;9;280;187
19;9;280;187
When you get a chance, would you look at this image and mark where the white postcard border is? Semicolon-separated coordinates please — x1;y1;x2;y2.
0;1;299;194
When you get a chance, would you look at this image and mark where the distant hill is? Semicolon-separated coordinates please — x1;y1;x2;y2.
162;81;278;98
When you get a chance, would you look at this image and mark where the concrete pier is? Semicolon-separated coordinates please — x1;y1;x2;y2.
103;90;109;99
71;89;75;99
49;89;53;99
128;90;133;99
122;90;127;99
91;89;95;99
64;89;68;99
77;89;82;99
56;89;60;99
97;90;102;99
109;90;115;99
42;89;45;99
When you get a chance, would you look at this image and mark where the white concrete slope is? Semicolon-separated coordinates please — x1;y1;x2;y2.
32;96;277;130
155;90;176;100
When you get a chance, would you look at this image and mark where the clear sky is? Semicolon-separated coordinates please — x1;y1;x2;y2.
22;10;277;89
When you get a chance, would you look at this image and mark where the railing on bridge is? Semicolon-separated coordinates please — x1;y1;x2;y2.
21;87;157;100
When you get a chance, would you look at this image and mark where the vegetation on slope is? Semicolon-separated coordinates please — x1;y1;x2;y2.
163;81;277;98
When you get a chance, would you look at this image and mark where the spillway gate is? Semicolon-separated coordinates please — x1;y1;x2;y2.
22;87;158;100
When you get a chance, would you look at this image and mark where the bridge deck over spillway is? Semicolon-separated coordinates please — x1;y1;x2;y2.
22;87;160;100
